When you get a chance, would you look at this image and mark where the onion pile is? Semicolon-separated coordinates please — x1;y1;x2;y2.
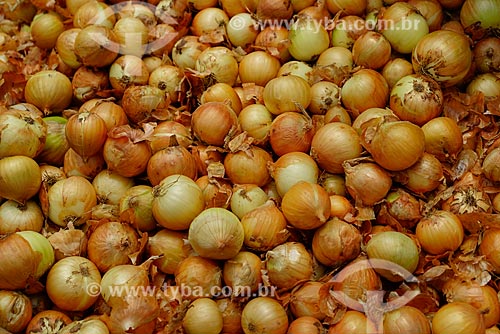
1;0;500;333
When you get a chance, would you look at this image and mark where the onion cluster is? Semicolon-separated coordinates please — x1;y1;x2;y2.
1;0;500;333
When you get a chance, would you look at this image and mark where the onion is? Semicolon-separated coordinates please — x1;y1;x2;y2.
74;25;119;68
378;2;430;54
0;231;55;290
59;318;110;334
432;302;486;334
0;290;32;333
0;108;46;159
149;65;185;104
113;17;149;57
147;229;192;275
87;221;140;272
195;46;239;86
86;99;129;131
326;0;367;16
191;101;240;147
30;12;64;49
172;35;209;70
175;256;222;300
269;151;319;197
288;17;330;61
238;104;273;145
201;82;242;115
421;116;463;161
287;316;324;334
63;147;105;179
109;55;149;94
266;242;313;290
119;185;156;232
183;298;223;334
191;7;228;41
254;26;291;63
361;119;426;171
256;0;294;20
352;31;392;69
25;310;72;334
47;175;96;227
223;251;263;296
148;121;192;153
263;75;312;115
416;210;464;255
310;122;363;174
230;184;269;219
389;74;444;126
92;169;134;205
188;207;244;260
382;57;415;89
72;66;110;102
239;50;281;86
479;228;500;273
393;152;444;193
24;70;73;114
99;263;150;305
281;181;331;230
196;172;232;209
0;155;41;204
216;298;244;334
341;69;389;117
65;112;107;161
147;142;197;186
412;29;473;87
289;281;326;319
383;306;431;334
224;145;272;187
308;81;341;115
241;297;289;334
269;111;314;156
329;310;378;334
56;28;82;69
460;0;500;32
227;13;259;49
331;15;367;49
152;174;205;230
121;85;169;124
466;72;500;98
473;37;500;73
344;161;393;206
312;217;361;267
47;225;87;260
365;231;420;281
240;200;289;251
0;200;43;234
73;1;115;28
46;256;101;311
38;116;70;165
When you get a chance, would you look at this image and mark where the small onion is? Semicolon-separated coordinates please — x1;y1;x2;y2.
0;200;43;234
147;143;197;186
86;99;129;131
56;28;82;69
383;306;431;334
311;122;363;174
432;302;486;334
415;210;464;255
288;17;330;61
331;15;367;49
113;17;149;57
0;290;32;333
344;161;393;206
473;37;500;73
466;72;500;98
92;169;134;205
152;174;205;230
421;116;463;161
30;12;64;49
121;85;169;124
24;70;73;114
119;185;156;232
227;13;259;48
266;242;314;290
312;217;362;267
382;57;415;89
269;111;315;156
172;35;209;70
365;231;420;282
71;66;110;102
147;229;192;275
352;31;392;69
289;281;326;320
216;298;244;334
99;263;150;305
109;55;150;94
263;75;312;115
239;50;281;86
479;228;500;273
230;184;269;220
269;151;319;197
195;46;239;86
74;25;119;68
175;256;222;300
240;200;289;252
326;0;367;16
308;81;341;115
483;147;500;182
393;152;444;193
0;155;42;204
191;102;240;147
148;64;185;103
63;148;105;179
59;318;110;334
188;207;244;260
241;297;289;334
223;251;263;296
65;112;107;161
238;104;273;145
183;298;223;334
46;256;101;311
224;145;272;187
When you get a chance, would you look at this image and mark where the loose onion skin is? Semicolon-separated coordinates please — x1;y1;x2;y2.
0;290;32;333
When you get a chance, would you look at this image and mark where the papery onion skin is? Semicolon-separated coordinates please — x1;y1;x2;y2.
0;290;32;333
289;281;326;320
25;310;72;334
241;297;289;334
412;29;473;87
147;229;192;275
223;251;263;296
432;301;486;334
174;256;222;300
59;318;110;334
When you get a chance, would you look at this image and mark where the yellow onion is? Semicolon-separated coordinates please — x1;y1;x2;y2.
121;85;169;124
0;290;32;333
196;172;232;209
352;31;392;70
71;67;109;102
331;15;367;49
25;310;72;334
308;81;341;115
324;105;352;125
99;263;150;305
0;155;41;204
382;57;415;89
288;17;330;62
256;0;293;20
92;169;134;205
224;145;272;187
415;210;464;255
188;208;244;260
148;121;193;153
269;151;319;197
195;46;239;86
227;13;259;49
266;242;313;290
45;256;101;311
412;29;472;87
172;35;209;70
87;99;129;131
223;251;263;296
59;318;110;334
149;65;186;104
191;101;240;147
216;298;244;334
183;298;223;334
344;161;393;206
238;104;273;145
361;119;425;171
152;174;205;230
263;75;312;115
421;116;463;161
289;281;326;320
175;256;222;300
393;152;444;193
47;175;96;227
63;148;105;179
38;116;70;165
432;302;486;334
56;28;82;69
240;200;290;251
147;143;197;186
201;82;242;115
460;0;500;32
24;70;73;114
191;7;228;41
270;111;314;156
30;11;64;49
72;1;115;28
311;122;363;174
365;231;419;282
473;37;500;73
65;112;107;161
287;316;324;334
239;50;281;87
383;306;431;334
74;25;119;68
341;69;389;117
119;185;156;232
254;26;291;63
113;17;149;57
241;297;289;334
87;221;140;273
109;55;150;94
312;217;362;267
281;181;331;230
230;184;269;219
326;0;367;16
329;310;378;334
466;72;500;98
479;228;500;273
389;74;444;126
0;200;43;234
0;231;55;290
147;229;192;275
0;108;47;159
